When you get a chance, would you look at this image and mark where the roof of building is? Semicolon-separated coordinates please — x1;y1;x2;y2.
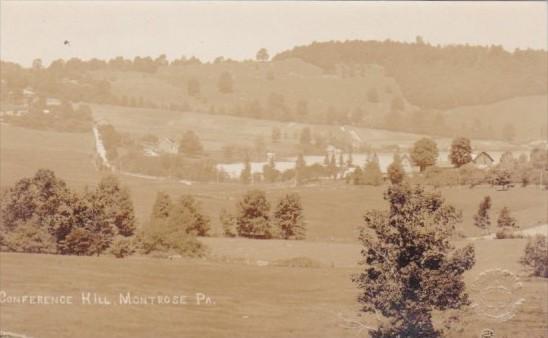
473;152;494;162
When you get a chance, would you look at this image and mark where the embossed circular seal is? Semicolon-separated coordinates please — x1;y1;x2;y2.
470;269;525;322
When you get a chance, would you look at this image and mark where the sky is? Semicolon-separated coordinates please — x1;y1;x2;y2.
1;1;546;66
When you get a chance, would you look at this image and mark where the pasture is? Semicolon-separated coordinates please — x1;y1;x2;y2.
0;237;547;338
1;123;545;242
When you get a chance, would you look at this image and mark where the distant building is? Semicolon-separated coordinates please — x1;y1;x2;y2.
157;137;178;154
143;137;178;157
473;152;495;168
400;154;418;173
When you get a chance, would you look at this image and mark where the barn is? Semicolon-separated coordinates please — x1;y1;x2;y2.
473;152;495;168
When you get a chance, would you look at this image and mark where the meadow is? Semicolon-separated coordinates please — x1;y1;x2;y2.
1;123;545;243
1;237;546;338
1;116;546;338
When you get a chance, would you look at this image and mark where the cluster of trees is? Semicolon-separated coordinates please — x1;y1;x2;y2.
521;235;548;278
1;60;115;105
220;190;305;240
472;196;520;238
6;100;93;133
137;192;209;257
349;157;384;186
274;39;547;109
120;152;219;181
0;170;135;256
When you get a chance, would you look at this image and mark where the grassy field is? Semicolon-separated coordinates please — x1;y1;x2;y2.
90;58;408;125
0;117;547;338
1;123;545;242
0;124;99;187
0;237;546;338
90;103;444;158
443;95;548;142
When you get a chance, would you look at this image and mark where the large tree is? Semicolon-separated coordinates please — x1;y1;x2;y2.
410;138;439;172
353;184;475;337
274;193;305;240
236;190;272;239
179;130;203;156
256;48;270;62
151;191;173;220
449;137;472;168
387;153;405;185
93;175;136;237
473;196;491;233
169;195;210;236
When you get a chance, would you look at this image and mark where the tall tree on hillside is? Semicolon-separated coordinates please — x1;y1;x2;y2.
274;193;305;240
256;48;270;62
497;206;517;229
387;153;405;185
473;196;491;233
236;190;271;239
363;159;383;186
353;184;475;338
449;137;473;168
151;192;173;220
218;71;234;94
93;175;136;237
410;138;439;172
169;195;210;236
295;153;306;185
179;130;203;156
240;156;252;184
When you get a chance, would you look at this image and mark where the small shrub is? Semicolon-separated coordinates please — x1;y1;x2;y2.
4;220;56;254
109;236;136;258
138;219;206;257
521;235;548;277
236;190;272;239
219;208;237;237
497;207;517;229
272;257;322;268
273;193;306;240
495;228;523;239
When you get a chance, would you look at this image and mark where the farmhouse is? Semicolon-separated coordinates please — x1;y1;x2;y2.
400;154;418;173
473;152;494;168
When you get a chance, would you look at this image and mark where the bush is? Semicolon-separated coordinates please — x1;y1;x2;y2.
387;159;405;185
219;208;237;237
138;219;206;257
362;160;383;186
495;227;522;239
236;190;272;239
521;235;548;277
4;219;56;254
497;206;517;229
473;196;491;233
272;257;322;268
273;193;306;240
60;228;96;256
170;195;210;236
495;207;519;239
109;236;136;258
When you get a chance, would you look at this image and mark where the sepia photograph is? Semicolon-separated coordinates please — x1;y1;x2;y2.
0;1;546;337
